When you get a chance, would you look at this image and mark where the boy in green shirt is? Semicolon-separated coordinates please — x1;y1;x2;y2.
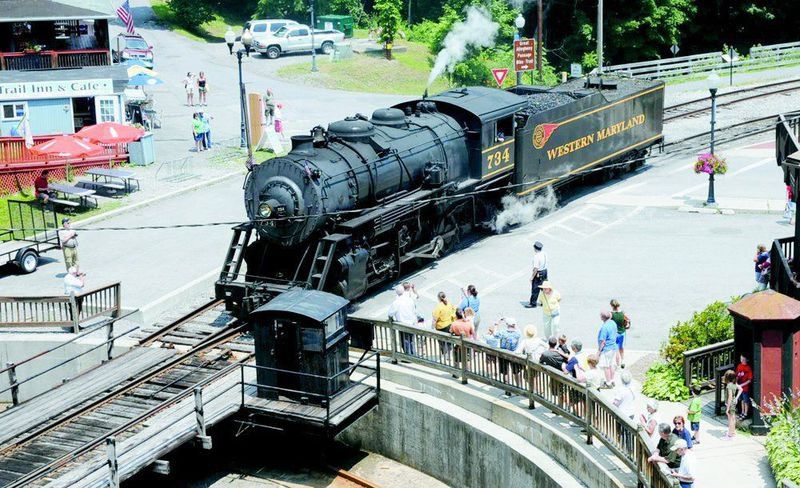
687;389;703;444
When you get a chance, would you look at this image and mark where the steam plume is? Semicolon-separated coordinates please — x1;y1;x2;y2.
491;186;557;233
427;6;499;87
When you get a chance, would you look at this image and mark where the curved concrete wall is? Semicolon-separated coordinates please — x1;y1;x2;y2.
339;379;583;488
340;363;633;488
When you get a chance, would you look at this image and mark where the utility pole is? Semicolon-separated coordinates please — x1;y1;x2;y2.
408;0;412;26
597;0;603;74
537;0;543;77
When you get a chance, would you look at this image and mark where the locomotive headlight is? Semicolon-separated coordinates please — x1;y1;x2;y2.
258;202;272;218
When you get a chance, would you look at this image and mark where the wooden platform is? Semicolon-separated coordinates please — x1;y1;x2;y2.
242;383;377;429
0;348;176;447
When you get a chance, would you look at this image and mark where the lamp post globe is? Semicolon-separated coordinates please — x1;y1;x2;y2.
224;27;235;55
515;13;525;29
241;28;253;56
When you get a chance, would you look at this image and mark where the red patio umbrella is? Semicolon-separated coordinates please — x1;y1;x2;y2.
30;135;104;158
76;122;145;144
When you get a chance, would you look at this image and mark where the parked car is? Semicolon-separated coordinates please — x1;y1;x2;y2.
112;33;154;68
244;19;298;42
252;24;345;59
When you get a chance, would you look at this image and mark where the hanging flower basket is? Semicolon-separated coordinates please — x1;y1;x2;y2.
694;153;727;175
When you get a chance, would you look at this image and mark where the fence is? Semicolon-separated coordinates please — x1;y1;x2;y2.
0;49;110;70
603;40;800;80
682;339;735;389
356;318;674;488
0;282;122;332
153;137;246;187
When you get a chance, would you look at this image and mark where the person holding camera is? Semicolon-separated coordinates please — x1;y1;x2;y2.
64;266;85;295
58;218;79;271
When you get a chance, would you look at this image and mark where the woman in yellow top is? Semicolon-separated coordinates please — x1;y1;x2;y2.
432;291;456;333
536;281;561;338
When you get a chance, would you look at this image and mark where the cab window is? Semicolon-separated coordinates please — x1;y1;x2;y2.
296;28;309;36
495;116;514;143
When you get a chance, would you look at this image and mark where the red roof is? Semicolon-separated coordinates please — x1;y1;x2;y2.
728;290;800;321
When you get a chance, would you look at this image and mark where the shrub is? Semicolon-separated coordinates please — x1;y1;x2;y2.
642;362;690;402
763;391;800;484
660;299;737;368
168;0;215;31
407;19;440;46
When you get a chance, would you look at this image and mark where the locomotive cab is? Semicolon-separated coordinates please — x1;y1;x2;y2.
251;290;350;403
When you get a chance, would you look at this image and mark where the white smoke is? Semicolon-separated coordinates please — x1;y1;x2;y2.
491;186;558;233
427;6;499;87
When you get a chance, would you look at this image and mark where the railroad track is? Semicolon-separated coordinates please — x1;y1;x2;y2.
663;78;800;122
663;113;782;153
0;302;254;487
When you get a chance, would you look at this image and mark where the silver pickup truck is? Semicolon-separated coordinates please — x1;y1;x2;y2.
253;24;345;59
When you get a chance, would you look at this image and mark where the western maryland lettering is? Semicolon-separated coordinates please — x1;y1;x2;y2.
544;114;646;161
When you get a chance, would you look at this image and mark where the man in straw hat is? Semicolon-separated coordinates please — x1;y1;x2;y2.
536;280;561;337
669;438;696;488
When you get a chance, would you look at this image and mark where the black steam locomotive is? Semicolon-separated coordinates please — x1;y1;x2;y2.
217;77;664;316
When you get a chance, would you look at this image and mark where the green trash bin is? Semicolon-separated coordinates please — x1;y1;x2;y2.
315;15;354;38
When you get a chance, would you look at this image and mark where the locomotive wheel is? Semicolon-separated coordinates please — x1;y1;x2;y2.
433;215;461;256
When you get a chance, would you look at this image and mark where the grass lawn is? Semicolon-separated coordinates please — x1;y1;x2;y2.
275;41;451;96
151;0;247;43
0;192;125;232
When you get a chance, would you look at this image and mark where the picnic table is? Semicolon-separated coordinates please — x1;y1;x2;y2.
83;168;140;194
48;183;98;209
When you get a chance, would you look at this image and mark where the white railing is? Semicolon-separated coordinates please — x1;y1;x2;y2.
602;40;800;80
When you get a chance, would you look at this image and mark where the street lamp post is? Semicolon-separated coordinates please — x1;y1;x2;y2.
310;0;318;72
225;27;254;166
597;0;603;74
515;14;525;85
706;72;720;205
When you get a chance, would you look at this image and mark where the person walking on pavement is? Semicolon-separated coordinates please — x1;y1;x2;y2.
610;299;630;368
183;72;196;106
192;113;204;152
199;110;213;149
197;72;208;106
597;311;619;388
58;218;78;271
536;281;561;337
526;241;547;308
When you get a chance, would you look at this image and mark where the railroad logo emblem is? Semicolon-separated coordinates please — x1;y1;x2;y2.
532;123;561;149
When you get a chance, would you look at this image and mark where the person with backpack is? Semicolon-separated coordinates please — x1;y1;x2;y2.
610;299;631;368
496;317;521;385
754;244;770;291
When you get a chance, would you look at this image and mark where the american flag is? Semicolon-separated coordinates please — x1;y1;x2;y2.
116;0;135;34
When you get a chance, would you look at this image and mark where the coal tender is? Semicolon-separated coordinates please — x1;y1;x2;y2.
217;77;664;316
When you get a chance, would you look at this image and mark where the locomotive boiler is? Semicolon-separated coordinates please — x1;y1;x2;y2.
217;78;665;317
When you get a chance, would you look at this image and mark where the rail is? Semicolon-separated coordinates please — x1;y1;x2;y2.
0;49;110;70
354;318;673;488
682;339;735;389
0;310;139;406
0;282;122;332
603;40;800;80
0;135;127;164
783;479;800;488
770;237;800;300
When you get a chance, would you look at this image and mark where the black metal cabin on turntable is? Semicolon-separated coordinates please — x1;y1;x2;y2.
217;77;664;318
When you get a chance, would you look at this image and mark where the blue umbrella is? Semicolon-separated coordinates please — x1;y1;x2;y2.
128;73;164;86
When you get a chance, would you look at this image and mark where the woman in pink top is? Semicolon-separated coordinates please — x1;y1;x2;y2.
450;309;475;339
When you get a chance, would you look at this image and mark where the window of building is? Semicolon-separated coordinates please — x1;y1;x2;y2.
1;103;26;121
97;98;117;123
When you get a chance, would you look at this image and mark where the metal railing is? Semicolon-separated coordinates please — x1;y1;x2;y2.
0;49;110;70
0;282;122;332
0;310;139;406
770;237;800;300
355;318;673;488
603;40;800;80
682;339;735;389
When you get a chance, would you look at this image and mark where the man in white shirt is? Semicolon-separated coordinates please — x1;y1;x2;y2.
63;266;85;295
526;241;548;308
388;284;417;355
669;439;696;487
612;371;636;420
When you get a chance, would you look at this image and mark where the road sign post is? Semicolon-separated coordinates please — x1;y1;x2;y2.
514;39;536;85
491;68;509;87
670;44;680;57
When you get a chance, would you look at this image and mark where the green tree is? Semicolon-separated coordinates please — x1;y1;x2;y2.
329;0;367;27
168;0;215;31
374;0;402;59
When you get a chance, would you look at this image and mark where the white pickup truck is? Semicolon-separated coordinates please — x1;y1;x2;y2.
252;24;345;59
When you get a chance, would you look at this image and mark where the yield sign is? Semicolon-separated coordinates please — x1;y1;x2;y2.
491;68;509;87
